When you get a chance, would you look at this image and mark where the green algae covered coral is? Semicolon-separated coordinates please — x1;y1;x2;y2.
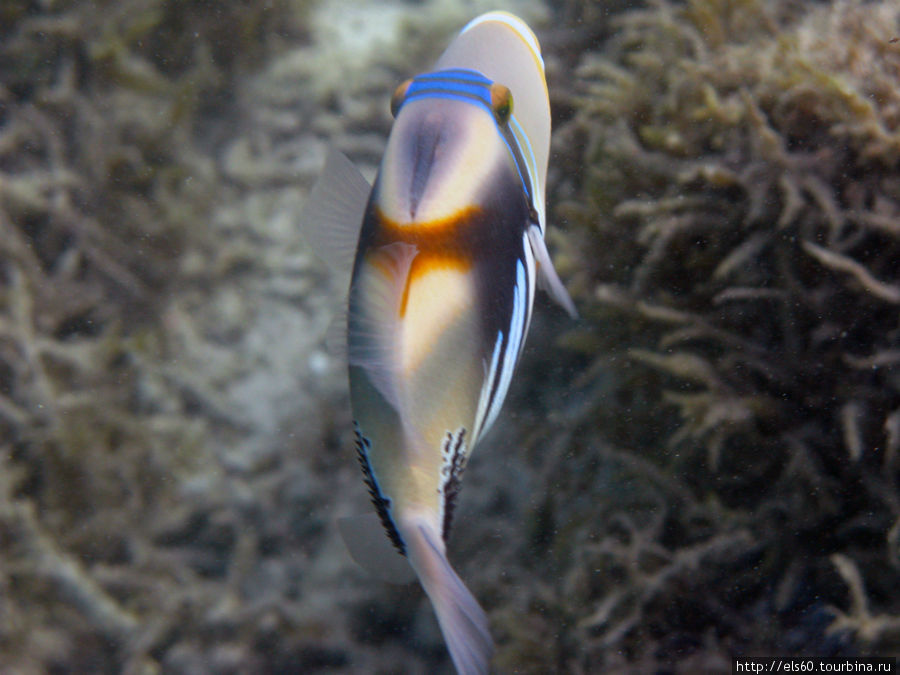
4;0;900;671
0;1;315;671
517;0;900;669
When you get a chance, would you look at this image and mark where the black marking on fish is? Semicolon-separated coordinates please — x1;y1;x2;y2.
439;427;468;542
469;166;534;428
409;121;442;220
477;233;532;438
354;423;406;555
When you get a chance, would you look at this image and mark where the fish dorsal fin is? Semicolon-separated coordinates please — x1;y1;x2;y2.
301;147;371;272
324;307;348;359
338;514;416;584
347;242;418;411
526;224;578;319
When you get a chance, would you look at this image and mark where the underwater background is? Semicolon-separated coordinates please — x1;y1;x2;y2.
1;0;899;672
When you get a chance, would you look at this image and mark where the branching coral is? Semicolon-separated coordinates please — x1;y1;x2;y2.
6;0;900;671
0;1;323;671
489;0;900;668
828;553;900;647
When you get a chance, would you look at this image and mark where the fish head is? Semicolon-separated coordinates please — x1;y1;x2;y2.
373;68;532;228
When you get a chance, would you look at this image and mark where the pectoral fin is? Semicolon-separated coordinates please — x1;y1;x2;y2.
526;225;578;319
347;242;418;411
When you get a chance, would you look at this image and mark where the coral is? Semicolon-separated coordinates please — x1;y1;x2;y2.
0;1;322;672
488;0;900;669
8;0;900;671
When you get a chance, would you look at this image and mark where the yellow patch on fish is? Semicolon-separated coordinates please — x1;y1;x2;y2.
400;261;472;375
377;206;483;238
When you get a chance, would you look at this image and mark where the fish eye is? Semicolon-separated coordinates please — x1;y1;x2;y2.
489;84;513;126
390;79;413;117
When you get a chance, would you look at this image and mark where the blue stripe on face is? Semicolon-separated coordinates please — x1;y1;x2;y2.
408;70;493;107
509;115;542;229
401;69;495;118
394;69;536;213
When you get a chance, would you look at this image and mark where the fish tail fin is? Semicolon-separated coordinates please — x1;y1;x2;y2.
403;517;494;675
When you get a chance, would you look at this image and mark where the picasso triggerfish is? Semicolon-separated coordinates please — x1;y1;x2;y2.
302;11;576;674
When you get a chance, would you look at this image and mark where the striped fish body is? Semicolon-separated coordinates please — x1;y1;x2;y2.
349;72;538;525
349;17;553;533
304;12;576;675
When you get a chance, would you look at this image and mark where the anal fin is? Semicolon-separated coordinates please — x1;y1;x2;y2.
337;513;416;584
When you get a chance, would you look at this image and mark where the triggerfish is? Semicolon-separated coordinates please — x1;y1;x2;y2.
302;11;576;674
